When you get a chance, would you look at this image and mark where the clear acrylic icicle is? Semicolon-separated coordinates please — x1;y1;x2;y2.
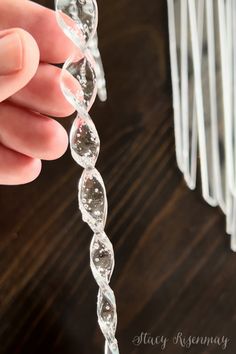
167;0;236;251
55;0;119;352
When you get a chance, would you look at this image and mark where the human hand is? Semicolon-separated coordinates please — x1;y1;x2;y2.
0;0;77;185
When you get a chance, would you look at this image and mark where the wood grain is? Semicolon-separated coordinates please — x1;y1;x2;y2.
0;1;235;353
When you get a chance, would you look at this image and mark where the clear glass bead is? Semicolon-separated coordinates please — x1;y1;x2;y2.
61;52;97;113
90;232;114;281
100;296;114;325
55;0;98;48
70;114;100;169
97;290;118;353
78;168;107;232
88;33;107;102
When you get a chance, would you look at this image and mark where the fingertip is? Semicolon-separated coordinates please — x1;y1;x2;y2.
54;102;76;118
42;120;68;160
57;105;76;118
41;64;76;117
17;28;40;80
19;157;42;184
0;103;69;162
0;28;40;102
10;63;76;117
0;144;42;185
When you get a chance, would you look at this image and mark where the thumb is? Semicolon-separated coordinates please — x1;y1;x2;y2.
0;28;39;102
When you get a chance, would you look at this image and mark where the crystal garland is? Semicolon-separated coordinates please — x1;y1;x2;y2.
55;1;119;353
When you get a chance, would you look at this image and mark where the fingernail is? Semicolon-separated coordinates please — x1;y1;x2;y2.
0;32;23;75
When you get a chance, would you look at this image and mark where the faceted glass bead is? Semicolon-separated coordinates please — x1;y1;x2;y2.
70;114;100;168
90;232;114;281
61;53;97;113
55;0;98;48
79;168;107;232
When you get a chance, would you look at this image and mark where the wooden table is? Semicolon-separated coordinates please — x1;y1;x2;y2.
0;1;235;353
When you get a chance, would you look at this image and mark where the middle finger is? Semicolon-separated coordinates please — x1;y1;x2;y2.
9;63;75;117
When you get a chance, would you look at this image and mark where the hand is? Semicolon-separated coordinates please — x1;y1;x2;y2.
0;0;76;185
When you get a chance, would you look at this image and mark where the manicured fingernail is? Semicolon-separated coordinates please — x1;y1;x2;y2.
0;32;23;75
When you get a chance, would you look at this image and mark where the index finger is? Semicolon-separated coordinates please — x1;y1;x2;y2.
0;0;77;64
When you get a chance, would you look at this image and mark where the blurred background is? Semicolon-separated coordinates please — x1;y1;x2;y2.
0;0;236;353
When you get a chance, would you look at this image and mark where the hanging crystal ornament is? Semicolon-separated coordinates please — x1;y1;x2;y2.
55;1;119;353
167;0;236;251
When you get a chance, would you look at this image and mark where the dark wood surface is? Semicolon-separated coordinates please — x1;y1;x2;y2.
0;1;236;353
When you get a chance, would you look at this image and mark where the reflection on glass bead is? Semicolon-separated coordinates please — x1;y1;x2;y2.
61;54;96;112
90;232;114;281
70;114;100;168
79;168;107;232
55;0;97;47
100;296;114;325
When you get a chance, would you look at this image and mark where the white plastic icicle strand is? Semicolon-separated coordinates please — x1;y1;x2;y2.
55;1;119;353
167;0;236;251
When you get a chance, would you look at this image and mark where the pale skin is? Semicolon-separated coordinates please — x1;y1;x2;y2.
0;0;78;185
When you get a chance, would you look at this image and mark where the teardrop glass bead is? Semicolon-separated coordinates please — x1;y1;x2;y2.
55;0;98;48
61;53;97;113
79;168;107;232
90;232;114;282
70;114;100;168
